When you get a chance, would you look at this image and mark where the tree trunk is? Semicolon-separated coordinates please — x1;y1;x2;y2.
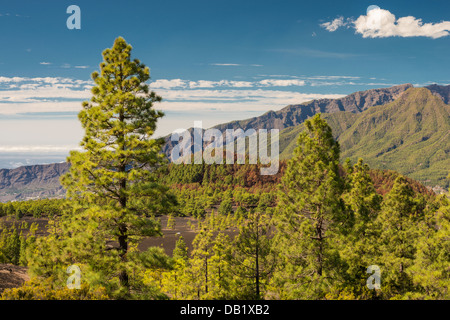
255;221;260;299
118;224;129;288
317;218;323;277
205;256;208;294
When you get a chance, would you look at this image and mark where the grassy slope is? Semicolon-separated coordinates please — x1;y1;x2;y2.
276;88;450;188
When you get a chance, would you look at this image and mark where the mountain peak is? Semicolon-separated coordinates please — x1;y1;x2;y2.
393;86;448;111
337;85;450;188
161;83;417;159
425;84;450;104
0;162;69;202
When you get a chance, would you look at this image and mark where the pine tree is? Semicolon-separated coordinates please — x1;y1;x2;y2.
376;176;426;298
189;226;214;299
159;237;190;299
161;255;190;299
0;225;21;265
272;113;346;299
173;236;188;262
167;215;176;230
207;232;232;299
7;227;21;265
218;198;233;215
332;158;383;299
228;210;275;299
19;232;35;267
408;194;450;299
57;37;176;297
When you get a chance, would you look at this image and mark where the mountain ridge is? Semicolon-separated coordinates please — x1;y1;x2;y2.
0;162;69;202
161;83;415;157
426;84;450;104
1;84;449;201
276;87;450;189
220;83;414;130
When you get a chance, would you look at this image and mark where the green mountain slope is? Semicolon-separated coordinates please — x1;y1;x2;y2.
277;87;450;189
161;84;413;157
278;112;360;160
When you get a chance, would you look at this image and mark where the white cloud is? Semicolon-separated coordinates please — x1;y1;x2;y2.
0;101;85;114
320;16;348;32
209;63;263;67
0;76;94;114
305;75;360;80
188;80;217;88
210;63;242;66
258;79;306;87
226;80;254;88
186;80;254;88
39;62;52;65
151;78;307;89
0;76;348;115
155;88;344;112
321;8;450;39
270;48;360;59
0;145;81;153
1;77;34;84
0;76;92;87
150;79;188;89
256;74;301;78
75;65;89;69
354;8;450;39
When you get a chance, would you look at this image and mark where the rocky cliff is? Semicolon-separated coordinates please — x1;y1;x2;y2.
0;162;69;202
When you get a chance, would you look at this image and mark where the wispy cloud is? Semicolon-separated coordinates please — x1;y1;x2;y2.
155;89;344;113
268;48;360;59
0;76;91;85
38;63;89;69
150;79;187;89
320;16;352;32
0;12;29;18
0;76;345;115
306;75;360;80
189;80;254;88
0;76;93;114
210;63;242;66
0;75;398;116
209;63;263;67
150;78;307;89
256;74;302;79
321;7;450;39
258;79;306;87
0;145;81;153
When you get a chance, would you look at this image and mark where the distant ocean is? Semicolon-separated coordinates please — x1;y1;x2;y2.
0;110;265;170
0;152;69;169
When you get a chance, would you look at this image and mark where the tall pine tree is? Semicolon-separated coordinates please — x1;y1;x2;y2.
408;194;450;299
59;37;176;297
272;114;347;299
331;158;382;299
376;176;426;298
228;210;275;299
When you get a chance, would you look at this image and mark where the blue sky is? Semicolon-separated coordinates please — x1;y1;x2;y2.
0;0;449;168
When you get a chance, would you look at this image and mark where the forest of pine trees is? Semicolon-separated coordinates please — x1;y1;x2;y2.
0;38;448;300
